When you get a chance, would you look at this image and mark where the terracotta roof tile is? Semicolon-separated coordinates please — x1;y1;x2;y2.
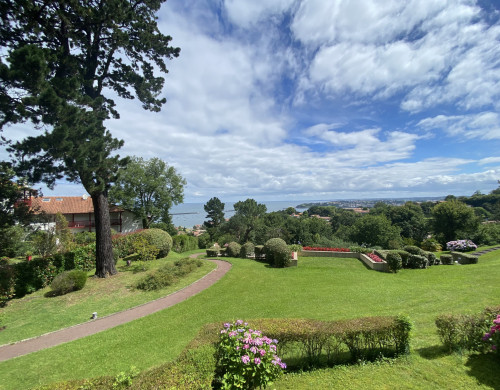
31;196;123;214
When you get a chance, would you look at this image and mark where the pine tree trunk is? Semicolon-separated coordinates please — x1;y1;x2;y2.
92;191;117;277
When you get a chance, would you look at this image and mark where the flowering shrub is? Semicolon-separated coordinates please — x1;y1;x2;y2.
446;239;477;252
302;246;350;252
483;314;500;354
367;253;384;263
215;320;286;389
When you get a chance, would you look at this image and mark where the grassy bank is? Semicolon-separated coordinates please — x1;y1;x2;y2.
0;249;499;389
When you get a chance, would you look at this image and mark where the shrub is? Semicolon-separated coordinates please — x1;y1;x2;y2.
31;230;57;258
112;232;137;258
403;245;427;257
197;233;211;249
451;252;479;265
172;235;198;253
136;258;202;291
133;235;160;263
420;238;442;252
50;270;87;295
446;239;477;252
0;258;16;306
226;241;241;257
407;254;428;269
483;314;500;354
264;238;291;268
436;306;500;352
137;229;172;258
386;252;402;273
71;243;96;271
425;252;438;266
73;231;96;245
214;320;286;389
440;254;453;265
240;242;255;258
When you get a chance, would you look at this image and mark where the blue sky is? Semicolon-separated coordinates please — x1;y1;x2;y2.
3;0;500;202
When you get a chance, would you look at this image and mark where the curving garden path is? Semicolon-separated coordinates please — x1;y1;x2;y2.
0;257;230;362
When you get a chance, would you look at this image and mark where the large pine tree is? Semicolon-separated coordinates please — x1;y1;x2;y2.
0;0;180;277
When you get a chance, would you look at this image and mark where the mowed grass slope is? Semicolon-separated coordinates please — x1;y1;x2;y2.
0;251;216;345
0;250;499;389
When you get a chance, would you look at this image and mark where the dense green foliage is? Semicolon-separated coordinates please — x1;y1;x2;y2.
135;257;202;291
432;200;479;245
435;306;500;352
50;270;87;296
0;0;180;278
225;241;241;258
172;234;198;253
137;229;173;258
264;238;291;268
110;157;185;229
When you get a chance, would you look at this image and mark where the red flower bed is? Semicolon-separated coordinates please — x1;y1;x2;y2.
367;253;384;263
302;246;351;252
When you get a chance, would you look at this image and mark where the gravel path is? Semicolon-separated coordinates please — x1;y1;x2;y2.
0;257;230;362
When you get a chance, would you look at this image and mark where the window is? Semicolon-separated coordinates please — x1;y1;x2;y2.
42;198;51;202
56;198;63;201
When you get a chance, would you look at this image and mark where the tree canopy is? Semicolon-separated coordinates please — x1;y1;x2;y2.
0;0;180;277
110;157;185;229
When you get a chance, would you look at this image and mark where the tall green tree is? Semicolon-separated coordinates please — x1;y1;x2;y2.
203;197;225;239
432;200;479;244
228;199;267;243
0;1;180;277
110;157;185;229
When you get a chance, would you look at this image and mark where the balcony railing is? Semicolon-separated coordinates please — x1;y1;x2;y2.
68;219;121;228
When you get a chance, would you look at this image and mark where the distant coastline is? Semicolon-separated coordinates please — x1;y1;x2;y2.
170;197;445;228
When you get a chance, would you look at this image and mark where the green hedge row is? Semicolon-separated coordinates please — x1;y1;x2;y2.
189;316;412;368
172;235;198;253
435;306;500;352
112;229;172;259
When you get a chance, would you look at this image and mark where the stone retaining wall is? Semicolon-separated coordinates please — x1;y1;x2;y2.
300;251;389;272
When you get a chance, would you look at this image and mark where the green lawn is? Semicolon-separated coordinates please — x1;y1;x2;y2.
0;250;499;389
0;251;216;345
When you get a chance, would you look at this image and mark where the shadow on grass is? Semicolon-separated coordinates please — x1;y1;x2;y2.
416;345;450;360
465;352;500;390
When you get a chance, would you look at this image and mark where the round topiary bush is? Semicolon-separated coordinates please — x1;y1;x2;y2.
240;242;255;258
407;254;428;269
226;241;242;258
386;252;402;273
50;270;87;295
137;228;173;258
264;238;291;268
403;245;427;257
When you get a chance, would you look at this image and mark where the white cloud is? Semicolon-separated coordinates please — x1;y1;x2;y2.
224;0;296;28
417;112;500;140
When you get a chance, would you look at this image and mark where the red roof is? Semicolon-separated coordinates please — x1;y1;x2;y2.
31;196;123;214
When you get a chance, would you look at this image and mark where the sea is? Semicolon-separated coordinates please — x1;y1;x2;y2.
170;201;309;228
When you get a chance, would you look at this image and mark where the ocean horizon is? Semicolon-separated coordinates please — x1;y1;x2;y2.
170;200;309;228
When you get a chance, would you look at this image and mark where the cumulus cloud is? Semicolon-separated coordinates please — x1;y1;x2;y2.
417;112;500;140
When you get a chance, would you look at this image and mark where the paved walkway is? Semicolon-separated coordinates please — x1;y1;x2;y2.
472;246;500;256
0;257;230;362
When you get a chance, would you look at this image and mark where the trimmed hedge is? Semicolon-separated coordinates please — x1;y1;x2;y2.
386;252;402;273
226;241;241;257
190;316;412;369
451;252;479;265
240;242;255;258
50;270;87;296
264;238;291;268
138;229;173;258
435;306;500;352
407;254;428;269
440;254;453;265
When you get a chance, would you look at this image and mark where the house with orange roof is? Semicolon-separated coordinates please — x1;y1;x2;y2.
30;195;141;233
